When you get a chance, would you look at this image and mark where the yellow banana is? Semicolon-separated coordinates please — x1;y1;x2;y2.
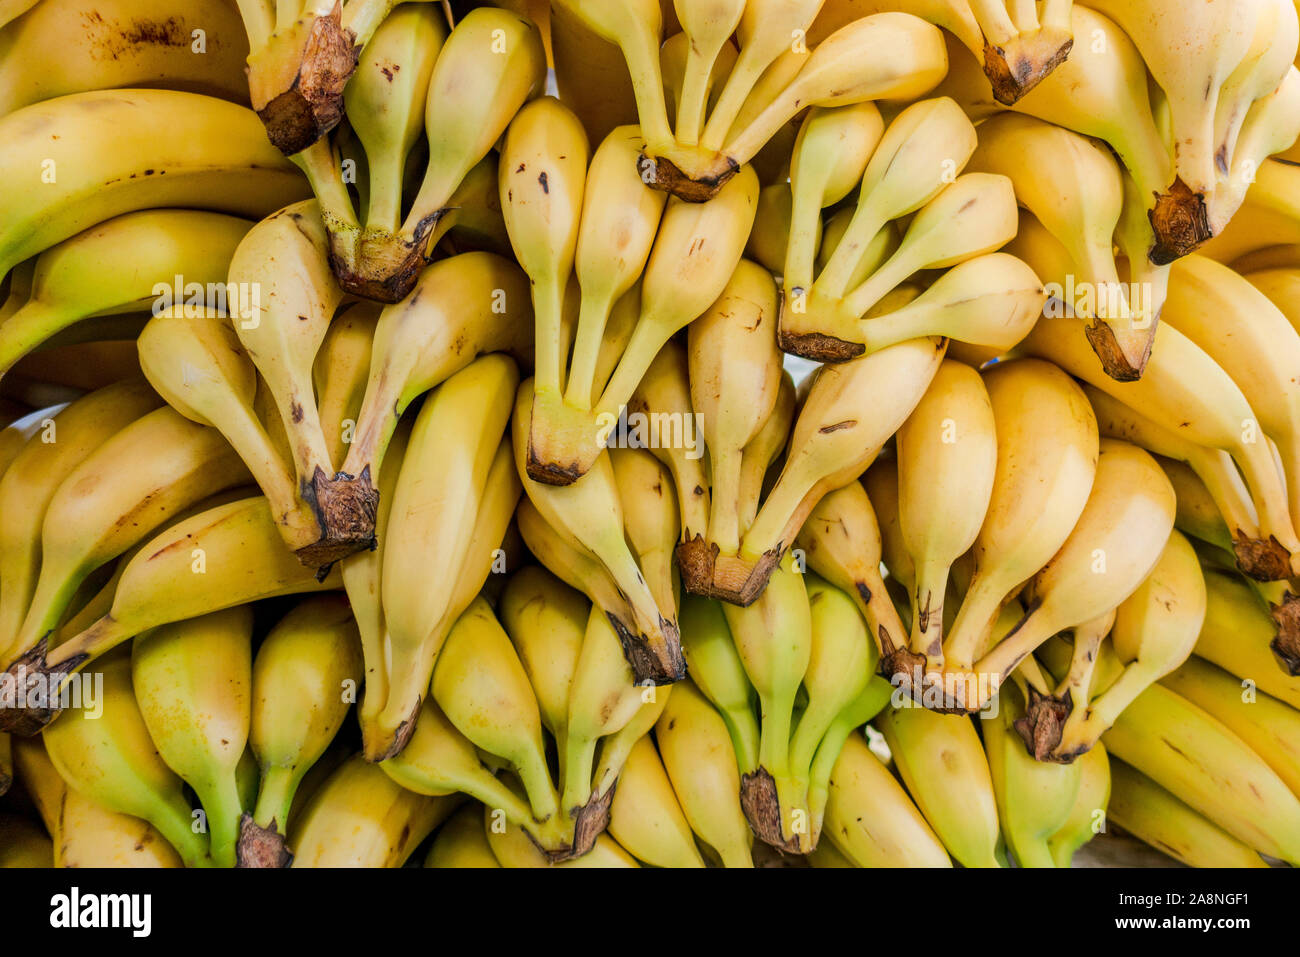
1197;568;1300;698
424;803;501;868
0;89;307;283
240;594;362;867
607;734;706;868
1047;742;1111;867
131;606;253;868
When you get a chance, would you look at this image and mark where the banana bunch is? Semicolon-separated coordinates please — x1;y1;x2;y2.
553;1;949;200
382;564;669;860
288;5;546;301
775;97;1039;364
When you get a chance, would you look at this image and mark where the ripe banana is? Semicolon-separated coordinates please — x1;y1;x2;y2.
289;755;457;868
240;594;362;868
313;300;379;470
0;495;341;735
1107;758;1268;868
527;164;758;486
823;728;951;867
0;89;307;284
1047;741;1111;867
693;336;946;605
607;734;706;868
424;803;501;868
42;650;212;867
9;407;249;667
131;606;253;869
1021;313;1300;582
372;357;520;759
896;359;996;668
1102;680;1300;864
0;378;161;663
876;705;1001;867
0;209;252;380
937;358;1098;694
335;251;533;532
655;678;755;868
0;0;251;116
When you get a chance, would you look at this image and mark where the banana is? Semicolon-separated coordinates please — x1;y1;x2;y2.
669;0;744;147
1040;530;1205;764
135;312;327;560
500;96;589;421
514;379;685;684
427;597;564;844
678;593;760;777
896;359;996;668
562;127;668;425
0;0;250;116
383;697;567;855
782;103;883;299
936;359;1098;695
289;755;457;868
627;341;712;556
1021;314;1300;582
42;650;211;867
609;446;680;616
424;803;501;868
483;802;641;868
796;481;910;663
822;728;951;867
1198;567;1300;696
1107;758;1268;868
0;210;252;380
0;89;307;284
694;336;946;605
972;441;1176;721
982;681;1081;868
498;566;586;764
1102;680;1300;864
240;594;361;868
335;7;545;303
344;3;446;242
876;705;1001;867
131;606;253;868
1161;255;1300;540
527;164;758;486
334;251;533;530
724;557;811;853
0;379;161;663
1209;64;1300;234
0;495;341;735
1047;742;1111;867
558;600;669;850
784;163;1016;362
314;301;379;470
1086;0;1283;261
372;356;520;759
969;114;1152;378
0;400;63;478
679;260;785;580
228;200;357;566
14;734;184;867
8;408;249;668
607;734;706;868
1084;384;1268;580
654;678;754;868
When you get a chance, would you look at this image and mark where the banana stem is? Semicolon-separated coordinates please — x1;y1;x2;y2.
11;569;84;666
235;0;274;50
596;317;674;420
910;559;951;661
675;50;716;147
197;773;246;868
47;614;130;671
252;764;301;833
843;250;917;321
563;290;615;410
700;49;764;151
514;748;560;824
738;469;812;565
364;148;407;237
615;32;675;156
340;0;395;46
534;277;568;398
561;734;599;815
706;446;746;557
720;706;762;776
1011;836;1057;869
942;579;1003;672
153;797;215;869
1236;437;1300;560
816;200;888;299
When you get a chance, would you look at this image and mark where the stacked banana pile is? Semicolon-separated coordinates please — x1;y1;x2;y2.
1;0;1300;870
